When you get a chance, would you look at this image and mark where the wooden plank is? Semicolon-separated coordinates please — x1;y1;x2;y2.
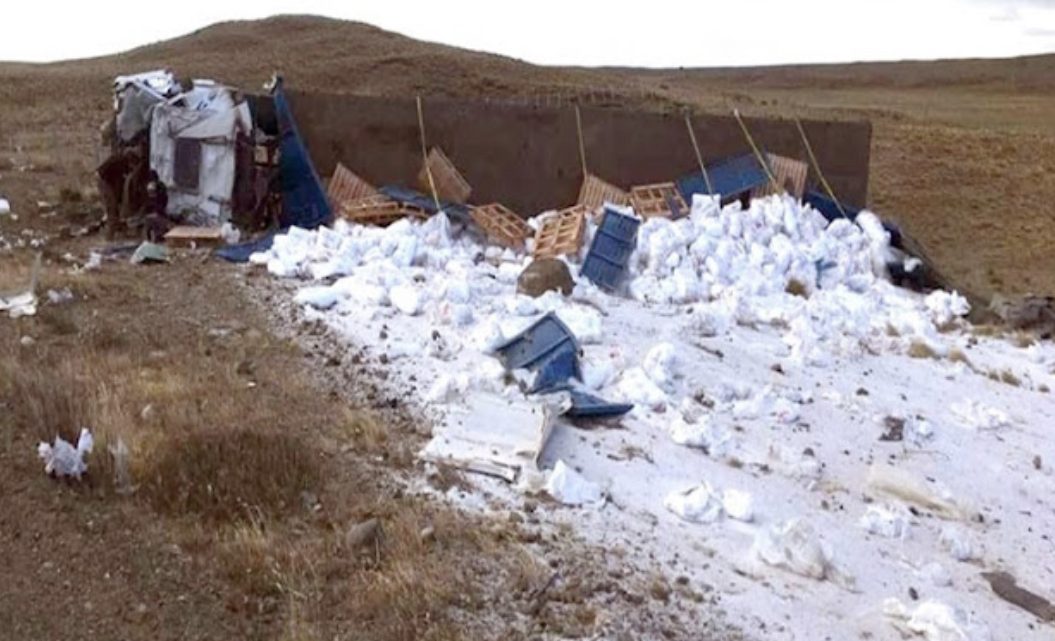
629;182;687;220
418;147;472;205
470;203;532;250
327;162;378;206
163;225;225;247
752;153;809;199
533;205;586;259
577;173;629;213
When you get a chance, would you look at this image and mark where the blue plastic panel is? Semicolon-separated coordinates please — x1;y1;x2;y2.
564;390;634;419
493;312;579;373
528;345;582;394
580;208;640;291
677;153;768;204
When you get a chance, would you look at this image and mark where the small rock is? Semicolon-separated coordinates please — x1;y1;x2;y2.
1034;455;1043;471
517;259;574;298
346;518;382;549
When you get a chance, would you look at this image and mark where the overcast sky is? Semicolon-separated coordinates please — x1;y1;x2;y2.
2;0;1054;66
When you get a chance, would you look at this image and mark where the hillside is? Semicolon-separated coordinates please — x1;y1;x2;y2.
2;14;1054;300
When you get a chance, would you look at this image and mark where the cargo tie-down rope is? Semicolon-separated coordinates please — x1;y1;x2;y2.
794;118;848;219
731;108;781;195
416;95;442;213
683;113;714;196
575;105;588;178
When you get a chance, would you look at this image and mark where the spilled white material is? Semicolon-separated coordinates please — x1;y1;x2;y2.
545;460;604;506
37;428;94;479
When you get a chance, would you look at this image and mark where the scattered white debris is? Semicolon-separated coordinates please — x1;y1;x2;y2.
939;526;975;561
884;598;991;641
251;192;1054;641
859;504;912;539
747;519;854;588
37;428;94;479
0;198;10;215
545;460;603;506
665;483;724;523
0;290;37;318
950;399;1012;431
46;288;74;305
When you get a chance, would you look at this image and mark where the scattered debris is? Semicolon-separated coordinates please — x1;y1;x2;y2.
982;571;1055;622
879;416;906;441
884;598;992;641
420;393;561;482
37;428;94;480
665;483;753;523
867;464;972;521
130;241;170;264
0;198;10;215
858;504;911;539
545;460;604;506
0;253;41;318
46;288;74;305
746;519;855;588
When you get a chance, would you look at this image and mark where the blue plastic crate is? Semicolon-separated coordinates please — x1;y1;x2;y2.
493;312;579;373
677;153;769;204
580;208;640;291
528;346;582;394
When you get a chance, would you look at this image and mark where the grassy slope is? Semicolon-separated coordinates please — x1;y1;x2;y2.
2;14;1054;299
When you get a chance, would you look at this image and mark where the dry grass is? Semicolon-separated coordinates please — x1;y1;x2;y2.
946;347;971;366
784;278;808;298
0;258;560;640
907;340;939;360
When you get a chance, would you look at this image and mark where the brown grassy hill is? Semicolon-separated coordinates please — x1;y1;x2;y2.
2;14;1054;300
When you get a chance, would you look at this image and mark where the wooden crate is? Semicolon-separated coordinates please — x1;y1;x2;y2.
418;147;472;204
577;173;629;213
470;203;532;250
752;153;808;199
327;163;378;206
629;183;688;220
533;205;586;259
164;225;225;247
340;194;429;227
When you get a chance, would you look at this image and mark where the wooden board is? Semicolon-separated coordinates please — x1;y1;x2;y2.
418;147;472;204
629;183;688;220
577;173;629;213
163;225;225;247
533;205;586;259
752;153;809;199
340;194;429;227
327;162;378;206
470;203;532;250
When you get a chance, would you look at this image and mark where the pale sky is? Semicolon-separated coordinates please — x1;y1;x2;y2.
2;0;1054;66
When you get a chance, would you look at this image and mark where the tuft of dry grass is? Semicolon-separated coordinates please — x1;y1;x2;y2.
946;347;971;365
907;340;939;360
999;369;1022;387
141;428;319;522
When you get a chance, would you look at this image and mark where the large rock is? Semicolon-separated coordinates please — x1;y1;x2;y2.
517;259;573;298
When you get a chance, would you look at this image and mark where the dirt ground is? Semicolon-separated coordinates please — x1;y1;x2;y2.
0;14;1052;640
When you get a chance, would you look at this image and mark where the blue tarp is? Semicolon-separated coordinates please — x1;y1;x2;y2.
804;190;902;249
274;80;331;230
678;153;769;204
379;185;472;226
214;230;278;263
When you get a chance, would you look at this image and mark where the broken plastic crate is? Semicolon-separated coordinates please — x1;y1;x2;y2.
580;207;641;291
494;311;580;375
564;389;634;419
677;153;769;205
